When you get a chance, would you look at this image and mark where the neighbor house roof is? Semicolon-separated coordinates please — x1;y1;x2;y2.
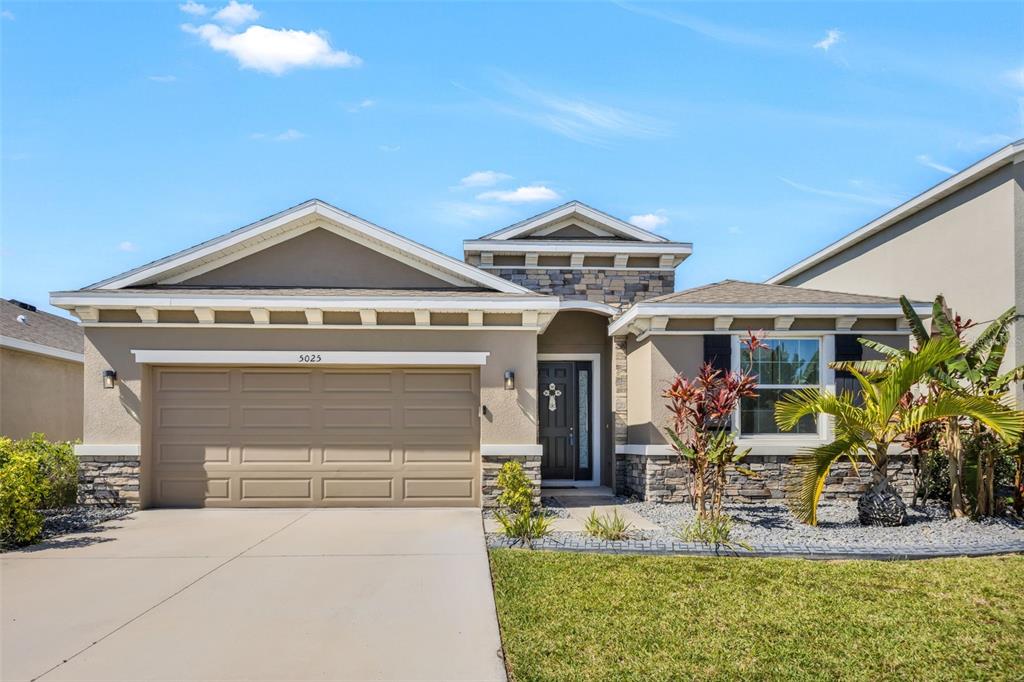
766;138;1024;285
0;300;84;362
83;199;533;295
608;280;929;337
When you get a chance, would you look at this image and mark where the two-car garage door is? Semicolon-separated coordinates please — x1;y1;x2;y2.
150;366;480;507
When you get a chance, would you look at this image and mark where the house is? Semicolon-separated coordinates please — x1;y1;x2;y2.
768;139;1024;371
50;199;923;508
0;299;84;441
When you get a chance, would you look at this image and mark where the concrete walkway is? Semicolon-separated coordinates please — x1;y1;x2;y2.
2;509;506;682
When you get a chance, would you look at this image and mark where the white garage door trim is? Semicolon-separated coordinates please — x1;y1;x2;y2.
132;350;490;366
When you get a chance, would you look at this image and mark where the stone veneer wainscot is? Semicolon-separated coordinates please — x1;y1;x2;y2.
481;453;542;508
615;453;916;504
78;453;141;507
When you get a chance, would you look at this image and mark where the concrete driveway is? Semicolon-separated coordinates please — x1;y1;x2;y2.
2;509;506;682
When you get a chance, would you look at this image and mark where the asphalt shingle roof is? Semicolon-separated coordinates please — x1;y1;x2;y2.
645;280;908;306
57;287;545;298
1;300;83;354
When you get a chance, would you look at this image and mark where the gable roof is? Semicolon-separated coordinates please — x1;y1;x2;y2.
646;280;909;306
767;139;1024;285
87;199;533;295
0;299;83;361
477;200;669;242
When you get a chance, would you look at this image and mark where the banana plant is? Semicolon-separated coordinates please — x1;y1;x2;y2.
847;295;1024;516
776;336;1023;526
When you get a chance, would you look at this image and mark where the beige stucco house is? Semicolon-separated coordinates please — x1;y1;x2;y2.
769;139;1024;372
51;199;923;508
1;299;84;441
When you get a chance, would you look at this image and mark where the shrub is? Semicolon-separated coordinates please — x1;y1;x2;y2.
0;434;79;546
493;461;551;547
0;450;48;545
584;509;633;541
675;515;750;553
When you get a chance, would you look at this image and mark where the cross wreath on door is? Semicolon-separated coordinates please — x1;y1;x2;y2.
542;382;562;412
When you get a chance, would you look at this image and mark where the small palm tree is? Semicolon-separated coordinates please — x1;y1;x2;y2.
776;336;1023;526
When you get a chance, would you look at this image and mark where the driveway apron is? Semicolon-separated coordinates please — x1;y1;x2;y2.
2;509;506;681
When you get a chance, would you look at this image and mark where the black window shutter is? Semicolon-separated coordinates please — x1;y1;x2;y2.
703;335;732;373
834;334;863;402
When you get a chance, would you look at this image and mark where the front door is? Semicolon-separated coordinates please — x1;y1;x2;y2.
539;361;593;481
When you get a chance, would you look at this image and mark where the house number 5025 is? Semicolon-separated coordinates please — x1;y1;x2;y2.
298;354;322;363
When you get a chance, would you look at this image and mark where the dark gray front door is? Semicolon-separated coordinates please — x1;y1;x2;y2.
539;361;593;481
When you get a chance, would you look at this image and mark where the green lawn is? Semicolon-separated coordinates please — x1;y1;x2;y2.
489;550;1024;681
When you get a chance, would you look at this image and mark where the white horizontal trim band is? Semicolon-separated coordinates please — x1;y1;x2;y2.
464;240;692;255
481;444;544;456
0;336;84;363
130;350;491;366
75;444;141;457
51;294;560;312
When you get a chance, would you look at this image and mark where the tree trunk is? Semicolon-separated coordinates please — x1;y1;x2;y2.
1014;451;1024;516
943;418;966;518
976;446;995;517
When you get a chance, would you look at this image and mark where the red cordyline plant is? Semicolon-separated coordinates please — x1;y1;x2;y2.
662;332;765;519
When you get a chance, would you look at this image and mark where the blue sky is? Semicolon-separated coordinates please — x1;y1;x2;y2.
2;1;1022;316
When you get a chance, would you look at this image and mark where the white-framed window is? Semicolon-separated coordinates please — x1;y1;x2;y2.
733;337;823;436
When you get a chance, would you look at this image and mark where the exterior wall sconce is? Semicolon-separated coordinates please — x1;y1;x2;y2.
504;369;515;391
102;370;117;389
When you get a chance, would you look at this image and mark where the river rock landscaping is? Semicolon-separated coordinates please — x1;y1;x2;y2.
487;498;1024;558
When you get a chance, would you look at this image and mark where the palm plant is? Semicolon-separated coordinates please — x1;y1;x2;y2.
776;336;1023;526
863;296;1024;517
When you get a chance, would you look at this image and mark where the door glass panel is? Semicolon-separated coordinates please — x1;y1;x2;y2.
577;368;590;469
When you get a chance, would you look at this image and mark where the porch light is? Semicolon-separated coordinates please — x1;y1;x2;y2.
102;370;117;389
504;369;515;391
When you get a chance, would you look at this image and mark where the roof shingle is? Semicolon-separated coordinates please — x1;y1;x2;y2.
1;300;83;354
645;280;910;306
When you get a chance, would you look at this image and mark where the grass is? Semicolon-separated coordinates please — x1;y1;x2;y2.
489;550;1024;681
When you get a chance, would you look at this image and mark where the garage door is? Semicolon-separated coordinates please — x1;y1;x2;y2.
150;366;480;507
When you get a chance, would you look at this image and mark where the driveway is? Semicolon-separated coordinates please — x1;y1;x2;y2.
2;509;506;682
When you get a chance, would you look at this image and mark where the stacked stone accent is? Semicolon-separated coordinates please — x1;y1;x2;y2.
613;337;628;448
492;268;673;308
78;454;141;507
482;454;542;508
615;453;916;504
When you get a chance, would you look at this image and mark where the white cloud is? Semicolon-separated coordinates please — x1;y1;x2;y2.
117;241;139;252
179;1;209;16
628;213;669;231
251;128;306;141
814;29;842;51
778;177;897;207
147;75;177;82
378;144;400;152
492;77;668;145
477;185;560;203
213;1;260;26
1004;67;1024;89
459;170;512;188
2;9;15;20
346;98;376;113
437;201;508;223
915;154;956;174
182;23;361;75
615;3;780;50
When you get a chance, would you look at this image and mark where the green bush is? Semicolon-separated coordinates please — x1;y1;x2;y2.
0;434;79;546
676;515;750;552
493;461;551;547
584;509;633;541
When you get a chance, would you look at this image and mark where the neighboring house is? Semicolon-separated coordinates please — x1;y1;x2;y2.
50;199;923;508
0;299;84;441
768;139;1024;371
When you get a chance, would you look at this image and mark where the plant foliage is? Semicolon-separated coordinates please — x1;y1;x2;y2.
493;460;551;547
584;509;633;541
0;434;78;546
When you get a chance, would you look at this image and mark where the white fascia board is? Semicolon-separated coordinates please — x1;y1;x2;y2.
558;300;617;316
89;200;532;295
479;201;668;242
463;240;692;256
766;140;1024;284
607;303;929;336
50;292;561;313
131;350;490;366
480;444;544;456
0;335;85;363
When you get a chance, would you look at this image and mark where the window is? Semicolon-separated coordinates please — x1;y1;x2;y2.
738;338;820;436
